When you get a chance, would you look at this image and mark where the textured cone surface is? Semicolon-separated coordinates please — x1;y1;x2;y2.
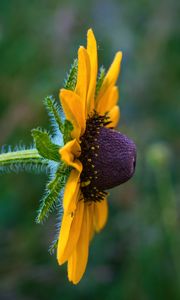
92;127;136;190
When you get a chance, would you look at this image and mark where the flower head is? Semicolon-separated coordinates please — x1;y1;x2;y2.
0;28;136;286
57;29;136;284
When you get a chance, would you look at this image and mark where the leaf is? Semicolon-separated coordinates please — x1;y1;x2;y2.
32;128;60;162
64;59;78;91
43;96;73;145
36;178;61;223
44;96;64;134
95;66;106;98
63;120;73;144
49;238;58;255
36;164;70;224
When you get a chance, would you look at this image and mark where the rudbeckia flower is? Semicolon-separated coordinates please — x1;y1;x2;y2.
0;28;136;285
57;29;136;284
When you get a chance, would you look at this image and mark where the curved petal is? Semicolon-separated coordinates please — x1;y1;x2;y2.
96;86;119;115
94;199;108;232
96;51;122;109
75;46;90;120
86;29;98;115
59;139;82;172
107;105;120;128
60;89;86;139
62;169;81;213
67;203;90;284
88;203;95;241
57;198;84;265
57;210;74;265
57;177;81;266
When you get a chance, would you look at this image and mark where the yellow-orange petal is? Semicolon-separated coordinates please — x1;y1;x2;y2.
57;210;74;265
75;46;90;118
67;203;90;284
57;198;84;265
60;89;86;139
57;181;80;265
62;168;81;213
107;105;120;128
96;51;122;108
96;86;119;115
86;29;98;115
94;199;108;232
59;139;82;172
88;203;95;241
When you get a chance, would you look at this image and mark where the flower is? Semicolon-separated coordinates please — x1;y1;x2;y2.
57;29;136;284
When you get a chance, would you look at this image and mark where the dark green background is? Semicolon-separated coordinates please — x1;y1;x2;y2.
0;0;179;299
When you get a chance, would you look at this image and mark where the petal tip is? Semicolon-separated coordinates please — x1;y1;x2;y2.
87;28;96;45
57;257;64;266
60;88;66;96
79;45;85;51
116;51;123;62
87;28;94;36
78;45;86;56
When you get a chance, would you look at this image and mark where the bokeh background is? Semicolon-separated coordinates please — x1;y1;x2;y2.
0;0;179;299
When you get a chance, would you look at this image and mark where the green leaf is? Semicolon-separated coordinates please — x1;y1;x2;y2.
49;238;58;255
64;59;78;91
95;66;106;98
36;164;70;224
47;164;69;190
44;96;64;134
31;128;60;161
63;120;73;144
36;177;61;223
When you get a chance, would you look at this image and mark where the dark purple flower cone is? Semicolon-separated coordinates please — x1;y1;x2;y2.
92;127;136;190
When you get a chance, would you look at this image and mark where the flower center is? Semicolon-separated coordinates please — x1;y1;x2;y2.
79;113;136;202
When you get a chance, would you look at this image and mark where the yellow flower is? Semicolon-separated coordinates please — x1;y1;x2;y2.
57;29;136;284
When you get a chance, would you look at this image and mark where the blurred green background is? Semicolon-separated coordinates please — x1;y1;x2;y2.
0;0;179;299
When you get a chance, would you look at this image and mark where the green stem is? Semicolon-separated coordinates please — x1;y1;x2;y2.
0;149;40;162
0;148;49;173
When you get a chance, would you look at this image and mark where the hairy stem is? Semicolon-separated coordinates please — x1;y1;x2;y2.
0;148;49;173
0;148;39;162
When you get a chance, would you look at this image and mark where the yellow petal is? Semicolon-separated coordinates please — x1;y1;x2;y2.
59;139;82;172
67;203;90;284
86;29;98;115
94;199;108;232
108;86;119;109
96;51;122;109
62;169;81;213
75;46;90;118
107;105;120;128
67;248;76;283
57;198;84;265
60;89;86;139
88;203;95;241
57;210;74;265
57;172;81;265
96;86;119;115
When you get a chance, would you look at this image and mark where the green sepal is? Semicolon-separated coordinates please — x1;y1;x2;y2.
47;164;70;190
95;66;106;98
31;128;60;162
36;164;70;224
63;120;73;144
64;59;78;91
44;96;64;134
49;239;58;255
